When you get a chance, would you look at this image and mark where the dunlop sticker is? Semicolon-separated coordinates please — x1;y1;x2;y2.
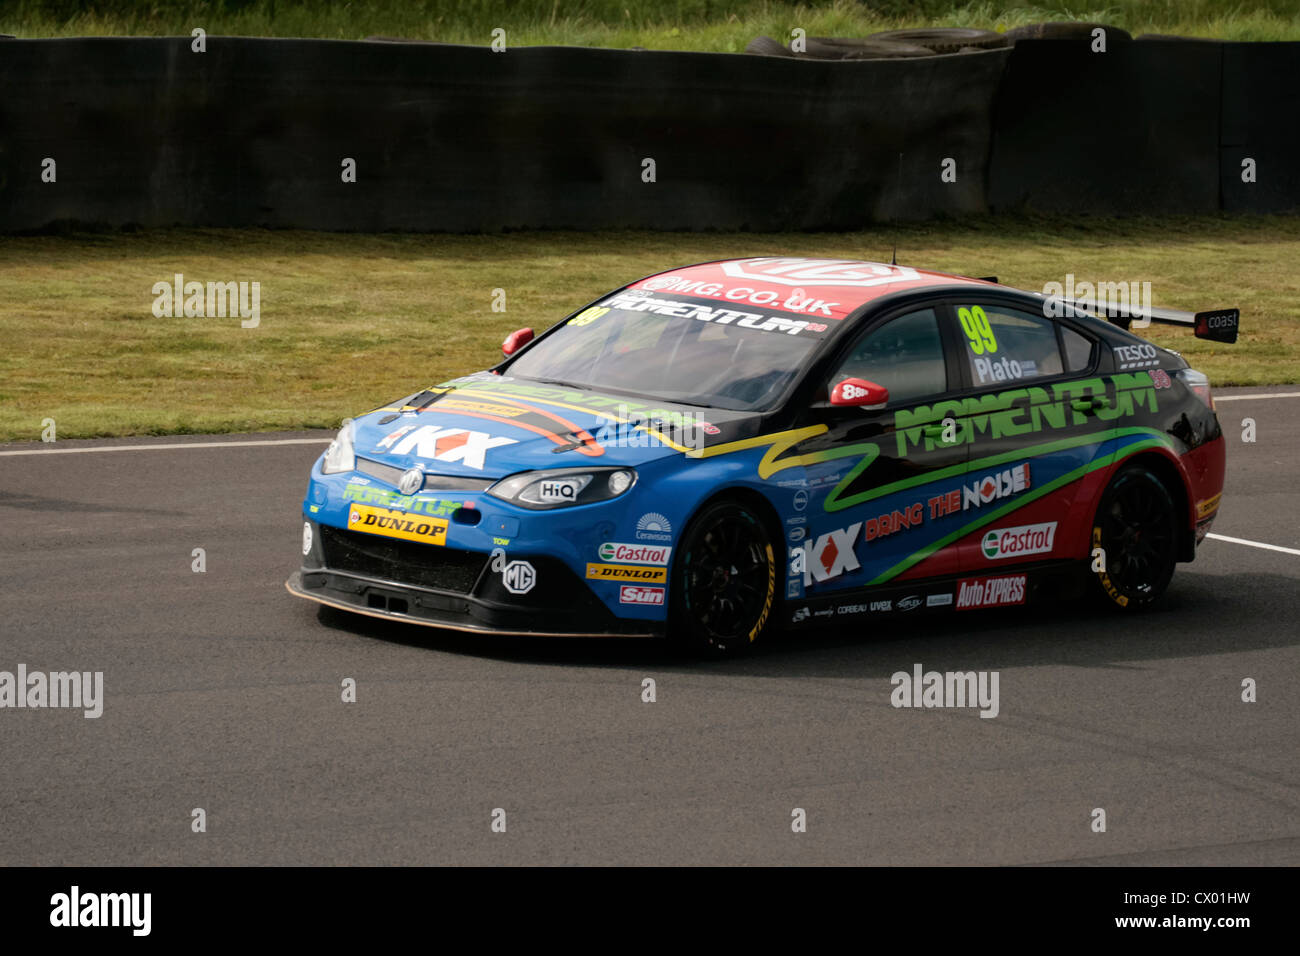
349;504;448;546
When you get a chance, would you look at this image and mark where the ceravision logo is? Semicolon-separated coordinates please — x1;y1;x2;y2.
891;664;1000;718
0;665;103;718
635;512;673;542
50;886;150;936
152;273;260;328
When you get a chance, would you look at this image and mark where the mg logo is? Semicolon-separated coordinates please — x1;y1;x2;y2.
502;561;535;594
490;548;535;595
398;467;424;495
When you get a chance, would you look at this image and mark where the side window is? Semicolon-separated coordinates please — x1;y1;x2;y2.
1061;325;1095;372
832;308;946;406
954;303;1065;388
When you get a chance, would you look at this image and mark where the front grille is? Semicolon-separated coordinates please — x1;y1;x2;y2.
356;457;404;486
319;525;487;593
355;457;493;492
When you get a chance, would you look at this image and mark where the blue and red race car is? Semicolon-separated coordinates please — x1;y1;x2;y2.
287;257;1237;653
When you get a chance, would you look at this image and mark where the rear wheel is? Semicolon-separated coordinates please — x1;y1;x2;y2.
670;500;777;655
1089;466;1179;609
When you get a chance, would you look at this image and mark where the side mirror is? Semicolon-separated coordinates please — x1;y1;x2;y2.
502;327;534;357
830;377;889;409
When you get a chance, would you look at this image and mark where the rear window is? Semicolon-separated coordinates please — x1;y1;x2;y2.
956;304;1065;387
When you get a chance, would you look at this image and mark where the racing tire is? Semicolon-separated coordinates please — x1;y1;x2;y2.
670;499;778;655
800;37;934;59
864;28;1009;53
744;35;795;57
1089;465;1179;610
1004;22;1132;43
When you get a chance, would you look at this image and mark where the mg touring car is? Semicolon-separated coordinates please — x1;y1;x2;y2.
287;257;1237;653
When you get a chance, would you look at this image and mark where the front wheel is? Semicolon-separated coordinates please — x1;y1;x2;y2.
670;500;777;655
1089;465;1179;609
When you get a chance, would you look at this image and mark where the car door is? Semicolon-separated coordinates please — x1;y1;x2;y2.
794;305;968;602
941;296;1104;576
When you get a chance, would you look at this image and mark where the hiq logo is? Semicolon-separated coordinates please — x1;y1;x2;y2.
538;479;579;501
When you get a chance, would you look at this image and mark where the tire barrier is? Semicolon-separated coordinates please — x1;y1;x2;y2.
1220;41;1300;214
0;33;1295;233
988;37;1221;215
0;36;1008;232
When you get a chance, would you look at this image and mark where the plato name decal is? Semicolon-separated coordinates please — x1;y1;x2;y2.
956;574;1027;609
981;522;1057;560
348;504;448;546
390;425;517;470
973;354;1036;384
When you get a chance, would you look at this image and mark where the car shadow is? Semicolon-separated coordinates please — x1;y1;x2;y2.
311;568;1299;680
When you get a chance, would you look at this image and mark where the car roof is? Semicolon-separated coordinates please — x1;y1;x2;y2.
627;257;996;322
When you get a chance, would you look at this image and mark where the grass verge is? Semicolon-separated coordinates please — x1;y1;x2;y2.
5;1;1300;46
0;215;1296;442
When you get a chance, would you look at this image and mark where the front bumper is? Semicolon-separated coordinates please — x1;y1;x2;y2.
289;520;660;637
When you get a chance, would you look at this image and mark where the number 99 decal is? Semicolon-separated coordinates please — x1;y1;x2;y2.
959;305;998;355
569;306;609;327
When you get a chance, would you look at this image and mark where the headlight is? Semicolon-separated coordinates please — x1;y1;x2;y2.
321;419;356;474
488;467;637;510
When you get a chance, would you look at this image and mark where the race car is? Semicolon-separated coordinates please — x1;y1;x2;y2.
287;257;1237;653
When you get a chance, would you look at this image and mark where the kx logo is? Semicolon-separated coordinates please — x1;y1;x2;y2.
806;522;862;583
391;425;516;470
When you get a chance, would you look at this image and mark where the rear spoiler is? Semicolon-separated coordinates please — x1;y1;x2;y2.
967;277;1240;344
1060;300;1239;345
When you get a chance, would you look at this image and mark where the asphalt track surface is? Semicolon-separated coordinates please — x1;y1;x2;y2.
2;387;1297;866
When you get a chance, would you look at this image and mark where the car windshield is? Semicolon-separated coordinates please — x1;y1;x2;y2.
506;290;829;410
